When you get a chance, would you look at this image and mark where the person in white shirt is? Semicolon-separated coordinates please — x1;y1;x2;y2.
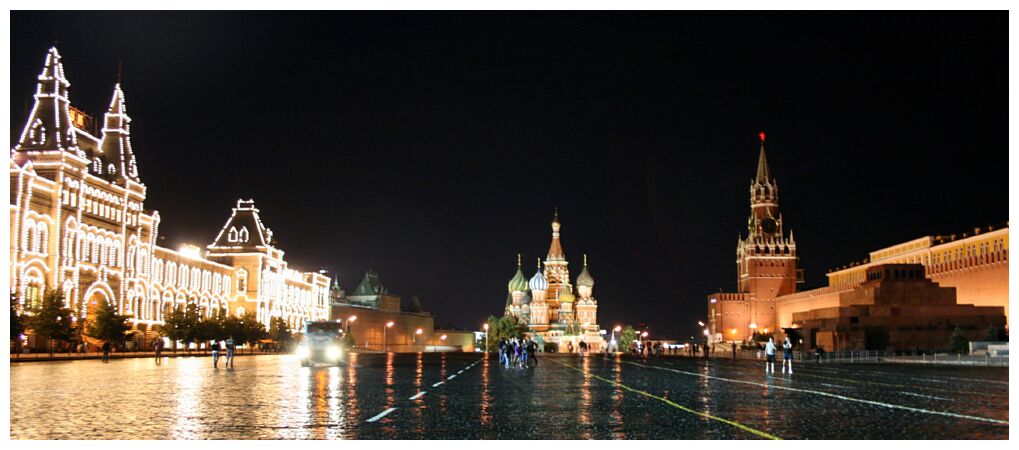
764;337;777;374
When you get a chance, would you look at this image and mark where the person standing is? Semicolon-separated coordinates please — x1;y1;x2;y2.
528;338;539;366
764;337;777;374
212;340;221;369
521;338;530;368
154;338;163;364
782;337;794;374
225;337;236;370
101;341;112;363
497;338;507;366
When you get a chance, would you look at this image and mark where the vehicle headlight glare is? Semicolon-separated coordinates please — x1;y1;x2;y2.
297;346;310;359
327;346;341;359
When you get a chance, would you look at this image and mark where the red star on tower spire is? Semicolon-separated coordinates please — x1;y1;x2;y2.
759;131;766;142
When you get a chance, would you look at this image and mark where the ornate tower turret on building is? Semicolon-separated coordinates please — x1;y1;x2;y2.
575;254;598;332
735;132;800;334
13;47;84;159
506;254;529;322
100;83;141;184
528;258;550;331
543;208;570;323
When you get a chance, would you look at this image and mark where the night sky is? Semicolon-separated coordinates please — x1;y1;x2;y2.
10;12;1007;339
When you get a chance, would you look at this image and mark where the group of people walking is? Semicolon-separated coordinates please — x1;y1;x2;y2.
497;337;538;369
210;338;236;369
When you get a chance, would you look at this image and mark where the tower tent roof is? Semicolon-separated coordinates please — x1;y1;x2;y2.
209;199;273;250
755;141;771;184
100;83;140;183
353;271;385;296
14;47;83;157
547;209;566;261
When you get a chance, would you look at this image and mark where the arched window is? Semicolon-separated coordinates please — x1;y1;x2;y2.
228;227;238;242
237;269;248;293
23;220;36;252
239;227;249;242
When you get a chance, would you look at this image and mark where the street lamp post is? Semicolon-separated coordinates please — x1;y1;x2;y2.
482;323;489;354
414;328;423;346
347;315;357;334
383;321;394;352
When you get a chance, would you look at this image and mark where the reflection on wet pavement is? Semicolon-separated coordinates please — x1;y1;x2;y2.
9;353;1008;439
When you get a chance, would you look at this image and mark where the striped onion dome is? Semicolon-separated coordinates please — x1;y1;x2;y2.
558;284;576;303
507;254;529;293
576;254;595;288
529;259;549;291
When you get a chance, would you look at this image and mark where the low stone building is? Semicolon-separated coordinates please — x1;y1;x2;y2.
790;264;1005;351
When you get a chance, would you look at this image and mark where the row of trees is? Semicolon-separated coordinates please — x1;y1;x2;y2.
10;290;130;357
11;289;298;356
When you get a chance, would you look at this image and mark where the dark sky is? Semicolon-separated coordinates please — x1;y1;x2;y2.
11;12;1007;338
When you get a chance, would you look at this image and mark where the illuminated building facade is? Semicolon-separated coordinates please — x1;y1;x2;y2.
502;211;603;351
9;48;328;342
707;133;1008;348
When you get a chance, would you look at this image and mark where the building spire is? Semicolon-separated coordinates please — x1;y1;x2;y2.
101;83;140;183
547;207;565;261
517;253;522;268
14;47;82;156
755;131;771;184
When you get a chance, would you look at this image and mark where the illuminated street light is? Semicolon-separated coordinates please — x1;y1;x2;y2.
440;334;447;341
414;328;423;345
383;321;395;352
482;323;490;354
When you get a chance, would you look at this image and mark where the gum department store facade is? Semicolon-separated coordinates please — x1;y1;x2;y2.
707;134;1008;350
9;48;330;344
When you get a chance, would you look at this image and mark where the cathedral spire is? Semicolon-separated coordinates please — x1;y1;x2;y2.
755;131;771;184
14;47;82;156
101;83;141;183
547;207;565;261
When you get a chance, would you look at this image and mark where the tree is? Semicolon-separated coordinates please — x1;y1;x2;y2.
25;289;75;357
162;303;201;353
984;325;1007;342
196;308;227;348
485;315;525;352
268;316;293;351
949;326;970;354
240;312;267;353
11;294;25;356
84;298;132;346
619;325;637;351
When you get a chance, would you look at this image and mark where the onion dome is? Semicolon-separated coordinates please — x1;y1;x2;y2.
507;254;529;293
529;258;549;291
558;284;575;303
576;254;595;288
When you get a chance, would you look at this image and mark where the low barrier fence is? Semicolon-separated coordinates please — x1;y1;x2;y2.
694;348;1008;366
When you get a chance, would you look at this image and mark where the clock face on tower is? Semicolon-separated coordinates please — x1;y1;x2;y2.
761;217;778;235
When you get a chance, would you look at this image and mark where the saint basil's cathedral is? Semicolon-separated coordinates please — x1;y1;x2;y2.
502;211;603;351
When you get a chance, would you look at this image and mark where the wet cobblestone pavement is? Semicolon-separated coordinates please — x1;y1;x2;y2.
10;353;1008;439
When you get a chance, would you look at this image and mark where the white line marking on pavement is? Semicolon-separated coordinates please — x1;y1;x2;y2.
366;408;398;423
432;381;444;387
901;392;953;401
913;377;949;384
621;360;1008;425
448;374;457;380
457;370;463;374
819;383;853;390
409;391;427;400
